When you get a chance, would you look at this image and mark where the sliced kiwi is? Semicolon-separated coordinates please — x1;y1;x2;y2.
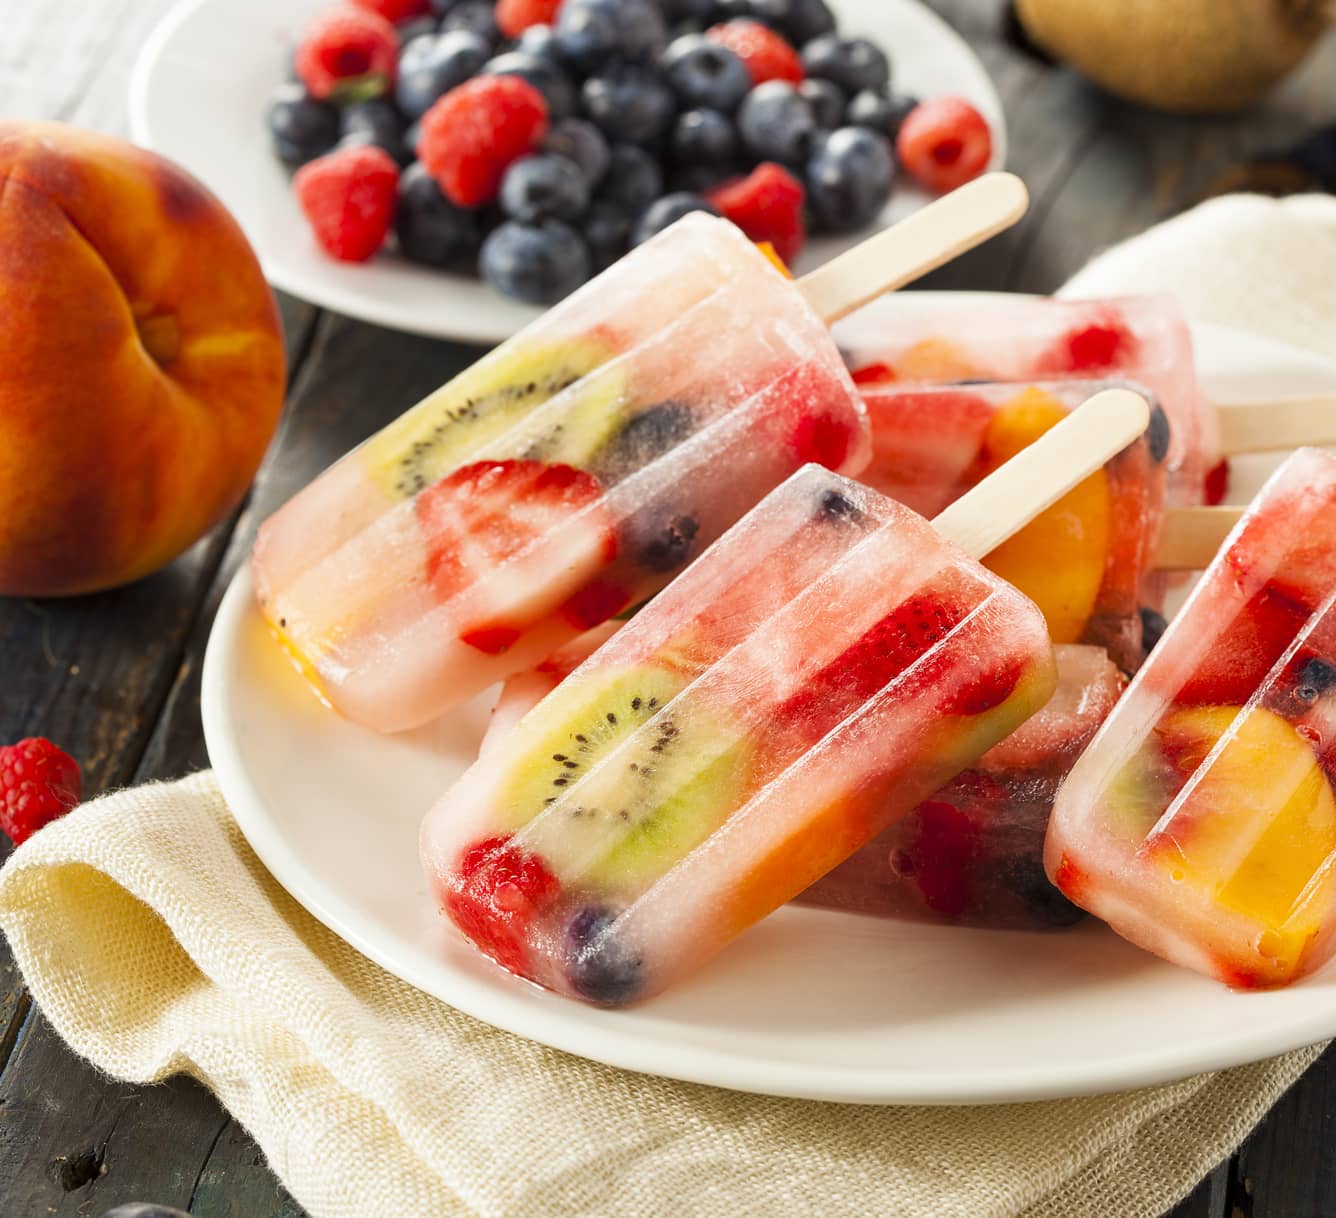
498;664;751;897
359;334;625;499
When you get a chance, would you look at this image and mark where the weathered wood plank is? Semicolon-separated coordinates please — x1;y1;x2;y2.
1165;1163;1230;1218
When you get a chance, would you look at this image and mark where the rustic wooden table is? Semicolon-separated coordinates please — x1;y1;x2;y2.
2;1;1334;1214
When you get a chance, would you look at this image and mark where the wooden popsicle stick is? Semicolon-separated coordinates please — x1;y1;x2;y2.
1153;506;1245;571
933;388;1150;561
797;172;1029;326
1215;397;1336;456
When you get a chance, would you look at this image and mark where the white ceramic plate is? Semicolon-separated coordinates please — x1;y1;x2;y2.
202;297;1336;1104
128;0;1007;343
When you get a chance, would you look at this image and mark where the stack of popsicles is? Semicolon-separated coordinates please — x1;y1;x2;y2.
252;172;1336;1006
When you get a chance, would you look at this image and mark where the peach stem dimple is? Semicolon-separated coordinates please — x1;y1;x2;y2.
133;305;181;366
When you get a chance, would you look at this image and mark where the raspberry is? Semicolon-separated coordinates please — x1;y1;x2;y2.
295;144;399;262
1036;319;1138;374
706;20;805;85
496;0;562;39
349;0;428;19
0;738;81;846
708;162;807;265
444;835;561;975
896;97;992;193
295;6;399;103
420;76;550;209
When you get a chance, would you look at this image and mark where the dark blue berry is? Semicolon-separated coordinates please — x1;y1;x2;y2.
395;14;439;44
1146;402;1171;464
737;81;818;165
598;145;663;214
582;201;634;267
1296;658;1336;701
396;162;479;265
1139;606;1169;657
797;77;845;131
671;108;738;165
482;51;577;121
817;487;861;521
268;82;339;166
517;23;563;63
806;126;894;232
340;100;410;165
999;854;1085;927
668;165;735;194
582;65;677;145
500;154;591;223
480;220;591;303
598;401;695;479
555;0;667;71
663;0;727;21
564;905;644;1005
545;118;611;187
782;0;836;43
846;90;916;139
660;35;751;112
632;192;721;245
439;0;500;44
395;30;490;118
802;35;891;94
627;508;702;572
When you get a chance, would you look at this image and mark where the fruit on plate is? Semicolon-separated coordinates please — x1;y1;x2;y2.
0;122;285;596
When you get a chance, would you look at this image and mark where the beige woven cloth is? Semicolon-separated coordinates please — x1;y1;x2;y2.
4;194;1336;1218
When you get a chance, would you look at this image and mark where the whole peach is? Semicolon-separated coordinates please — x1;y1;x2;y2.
0;121;286;596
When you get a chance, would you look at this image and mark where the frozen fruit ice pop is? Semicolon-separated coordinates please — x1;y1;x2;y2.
859;380;1167;671
802;644;1124;930
252;213;870;732
1048;448;1336;987
835;293;1223;508
421;464;1058;1004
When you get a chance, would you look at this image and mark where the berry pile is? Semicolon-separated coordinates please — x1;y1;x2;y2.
270;0;993;303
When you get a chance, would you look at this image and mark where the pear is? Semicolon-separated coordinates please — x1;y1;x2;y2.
1015;0;1333;114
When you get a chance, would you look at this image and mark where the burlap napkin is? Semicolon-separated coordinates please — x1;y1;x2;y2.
3;194;1336;1218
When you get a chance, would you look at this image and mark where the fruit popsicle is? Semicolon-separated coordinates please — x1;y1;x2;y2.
835;293;1222;508
859;379;1167;672
1047;448;1336;987
253;214;870;731
802;644;1124;930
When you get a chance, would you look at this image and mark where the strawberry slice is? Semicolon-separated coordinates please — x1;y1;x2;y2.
415;459;616;654
1034;315;1139;375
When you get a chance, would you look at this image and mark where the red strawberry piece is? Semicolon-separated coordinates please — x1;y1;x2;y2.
941;654;1025;716
445;835;560;976
295;144;399;262
295;5;399;103
1034;315;1139;375
905;800;979;918
1175;582;1309;707
708;162;807;265
561;579;631;631
850;362;897;385
0;738;81;846
755;363;862;471
705;20;805;85
349;0;429;19
895;97;992;193
415;459;616;653
1204;458;1230;506
496;0;562;38
420;76;549;208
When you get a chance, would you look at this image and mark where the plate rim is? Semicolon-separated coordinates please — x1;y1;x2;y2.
127;0;1010;344
203;300;1336;1104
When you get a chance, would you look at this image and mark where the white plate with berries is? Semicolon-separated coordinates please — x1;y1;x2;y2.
202;297;1336;1105
130;0;1005;343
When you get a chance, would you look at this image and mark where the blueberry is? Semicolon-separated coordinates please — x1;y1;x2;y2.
797;78;846;131
629;509;702;572
1146;402;1171;464
632;192;721;244
517;23;563;64
582;201;634;267
817;487;862;522
782;0;836;43
598;145;663;214
340;100;409;165
1139;606;1169;658
663;0;728;21
582;66;677;145
394;162;479;265
483;50;577;120
846;90;916;139
439;0;500;44
267;82;339;166
480;220;592;303
1296;658;1336;701
598;401;695;480
545;118;611;187
395;30;490;118
428;0;464;12
802;35;891;94
564;905;645;1005
500;154;591;223
660;35;751;112
737;81;818;165
395;14;439;44
998;854;1086;927
97;1207;192;1218
668;165;735;194
555;0;668;71
806;126;894;232
671;108;738;165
